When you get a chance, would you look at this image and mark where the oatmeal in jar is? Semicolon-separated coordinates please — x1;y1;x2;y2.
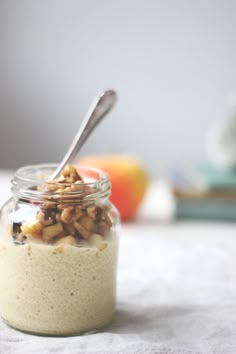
0;164;120;335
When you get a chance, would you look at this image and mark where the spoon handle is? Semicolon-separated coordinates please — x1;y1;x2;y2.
50;89;117;180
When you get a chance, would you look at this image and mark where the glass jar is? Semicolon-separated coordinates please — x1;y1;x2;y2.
0;164;120;336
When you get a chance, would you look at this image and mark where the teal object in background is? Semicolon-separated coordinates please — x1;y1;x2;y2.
188;163;236;190
176;200;236;221
172;163;236;221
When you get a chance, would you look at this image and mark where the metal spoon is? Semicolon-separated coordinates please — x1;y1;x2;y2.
49;89;117;180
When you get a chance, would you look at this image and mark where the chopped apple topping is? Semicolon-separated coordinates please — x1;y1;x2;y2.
13;164;112;248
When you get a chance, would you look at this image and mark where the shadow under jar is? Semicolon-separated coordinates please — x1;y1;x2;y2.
0;164;120;336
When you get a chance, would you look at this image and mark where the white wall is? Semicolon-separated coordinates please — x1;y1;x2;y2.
0;0;236;176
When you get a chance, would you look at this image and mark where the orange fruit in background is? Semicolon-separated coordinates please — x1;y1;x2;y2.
78;155;148;221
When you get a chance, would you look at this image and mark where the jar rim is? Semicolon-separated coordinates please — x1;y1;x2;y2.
11;164;111;202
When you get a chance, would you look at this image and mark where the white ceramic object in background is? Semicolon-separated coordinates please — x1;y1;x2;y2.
206;97;236;169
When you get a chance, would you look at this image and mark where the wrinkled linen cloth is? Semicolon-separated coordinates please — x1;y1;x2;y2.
0;174;236;354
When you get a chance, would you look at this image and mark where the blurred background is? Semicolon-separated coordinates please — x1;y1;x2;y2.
1;0;236;177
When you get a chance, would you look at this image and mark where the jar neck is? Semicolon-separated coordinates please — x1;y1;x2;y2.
11;164;111;204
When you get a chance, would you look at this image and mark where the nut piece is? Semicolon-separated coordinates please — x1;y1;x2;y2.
37;165;83;193
38;182;63;193
101;210;112;227
63;223;76;236
87;207;97;220
73;221;90;240
88;233;108;251
14;165;113;247
62;164;82;183
42;222;64;240
21;222;43;239
87;206;102;221
36;210;55;226
70;183;84;192
79;215;94;232
55;235;77;246
97;220;111;235
61;206;82;224
55;231;67;239
41;201;57;210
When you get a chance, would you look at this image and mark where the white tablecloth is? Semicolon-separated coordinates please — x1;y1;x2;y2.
0;172;236;354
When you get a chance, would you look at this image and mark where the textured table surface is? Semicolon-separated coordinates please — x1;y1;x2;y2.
0;172;236;354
